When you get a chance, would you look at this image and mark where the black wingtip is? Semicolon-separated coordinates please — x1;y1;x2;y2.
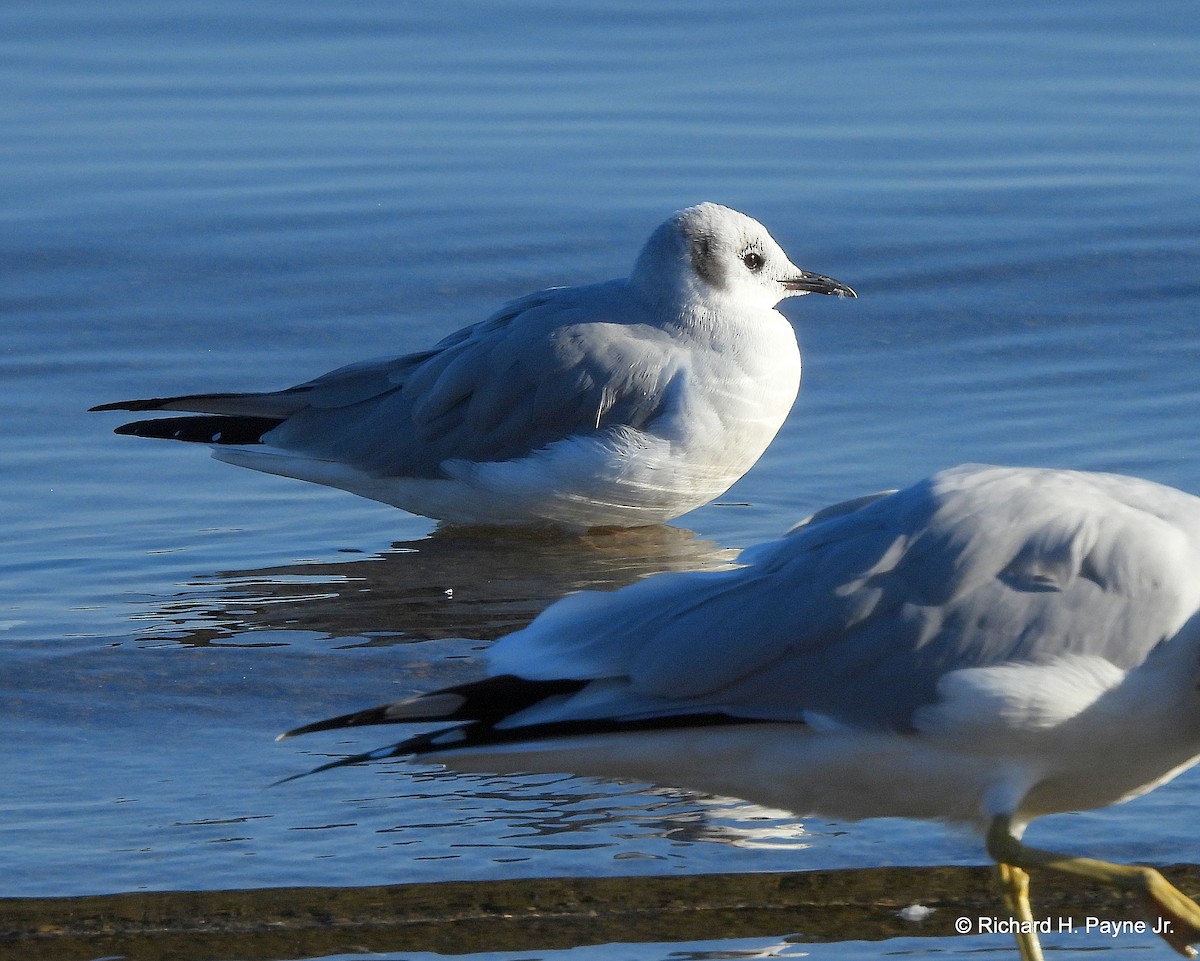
277;703;401;740
271;745;401;786
273;726;469;785
90;397;176;413
108;414;281;445
279;677;589;742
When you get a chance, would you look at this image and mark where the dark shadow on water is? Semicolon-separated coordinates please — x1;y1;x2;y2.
135;524;739;647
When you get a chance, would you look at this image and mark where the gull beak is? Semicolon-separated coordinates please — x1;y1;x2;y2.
783;270;857;298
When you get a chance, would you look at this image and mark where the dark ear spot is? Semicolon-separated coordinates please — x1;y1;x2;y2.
690;232;720;287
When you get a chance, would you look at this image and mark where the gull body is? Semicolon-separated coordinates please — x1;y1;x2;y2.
93;203;854;530
283;464;1200;957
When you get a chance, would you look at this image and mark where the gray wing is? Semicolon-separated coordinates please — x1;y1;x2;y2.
102;282;685;478
489;464;1200;731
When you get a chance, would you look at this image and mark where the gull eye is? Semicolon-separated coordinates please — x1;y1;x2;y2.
741;251;764;272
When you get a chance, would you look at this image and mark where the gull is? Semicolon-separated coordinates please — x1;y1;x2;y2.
280;463;1200;959
91;203;855;530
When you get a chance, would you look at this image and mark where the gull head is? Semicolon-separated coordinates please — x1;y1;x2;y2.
631;202;857;311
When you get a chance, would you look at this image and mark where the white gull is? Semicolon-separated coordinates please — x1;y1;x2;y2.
282;463;1200;958
93;203;855;530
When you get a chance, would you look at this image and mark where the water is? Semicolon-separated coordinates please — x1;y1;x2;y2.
294;929;1182;961
3;0;1200;956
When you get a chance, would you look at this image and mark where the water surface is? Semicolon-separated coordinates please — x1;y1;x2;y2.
3;1;1200;957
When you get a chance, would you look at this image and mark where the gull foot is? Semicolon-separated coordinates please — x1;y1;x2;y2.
1135;868;1200;958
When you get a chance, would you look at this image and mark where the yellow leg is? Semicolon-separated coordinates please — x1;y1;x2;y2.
988;815;1200;958
995;861;1045;961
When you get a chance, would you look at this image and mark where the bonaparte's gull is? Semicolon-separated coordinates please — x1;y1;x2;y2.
92;203;855;530
281;463;1200;958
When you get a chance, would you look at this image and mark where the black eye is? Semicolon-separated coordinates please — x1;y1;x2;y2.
741;251;764;272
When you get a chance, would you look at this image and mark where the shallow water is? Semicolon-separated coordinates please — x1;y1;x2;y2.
3;0;1200;957
293;930;1180;961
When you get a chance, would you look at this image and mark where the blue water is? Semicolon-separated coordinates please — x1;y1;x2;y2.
301;926;1178;961
3;1;1200;956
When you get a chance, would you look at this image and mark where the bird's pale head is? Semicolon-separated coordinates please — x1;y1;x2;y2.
631;202;856;310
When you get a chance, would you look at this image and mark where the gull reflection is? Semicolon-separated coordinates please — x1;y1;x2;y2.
138;524;738;647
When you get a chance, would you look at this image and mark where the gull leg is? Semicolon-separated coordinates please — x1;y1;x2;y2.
987;815;1200;958
995;861;1045;961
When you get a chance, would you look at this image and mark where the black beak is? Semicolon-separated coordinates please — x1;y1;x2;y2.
784;270;857;298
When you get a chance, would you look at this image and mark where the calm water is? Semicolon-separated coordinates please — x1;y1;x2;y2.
297;929;1185;961
3;1;1200;957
